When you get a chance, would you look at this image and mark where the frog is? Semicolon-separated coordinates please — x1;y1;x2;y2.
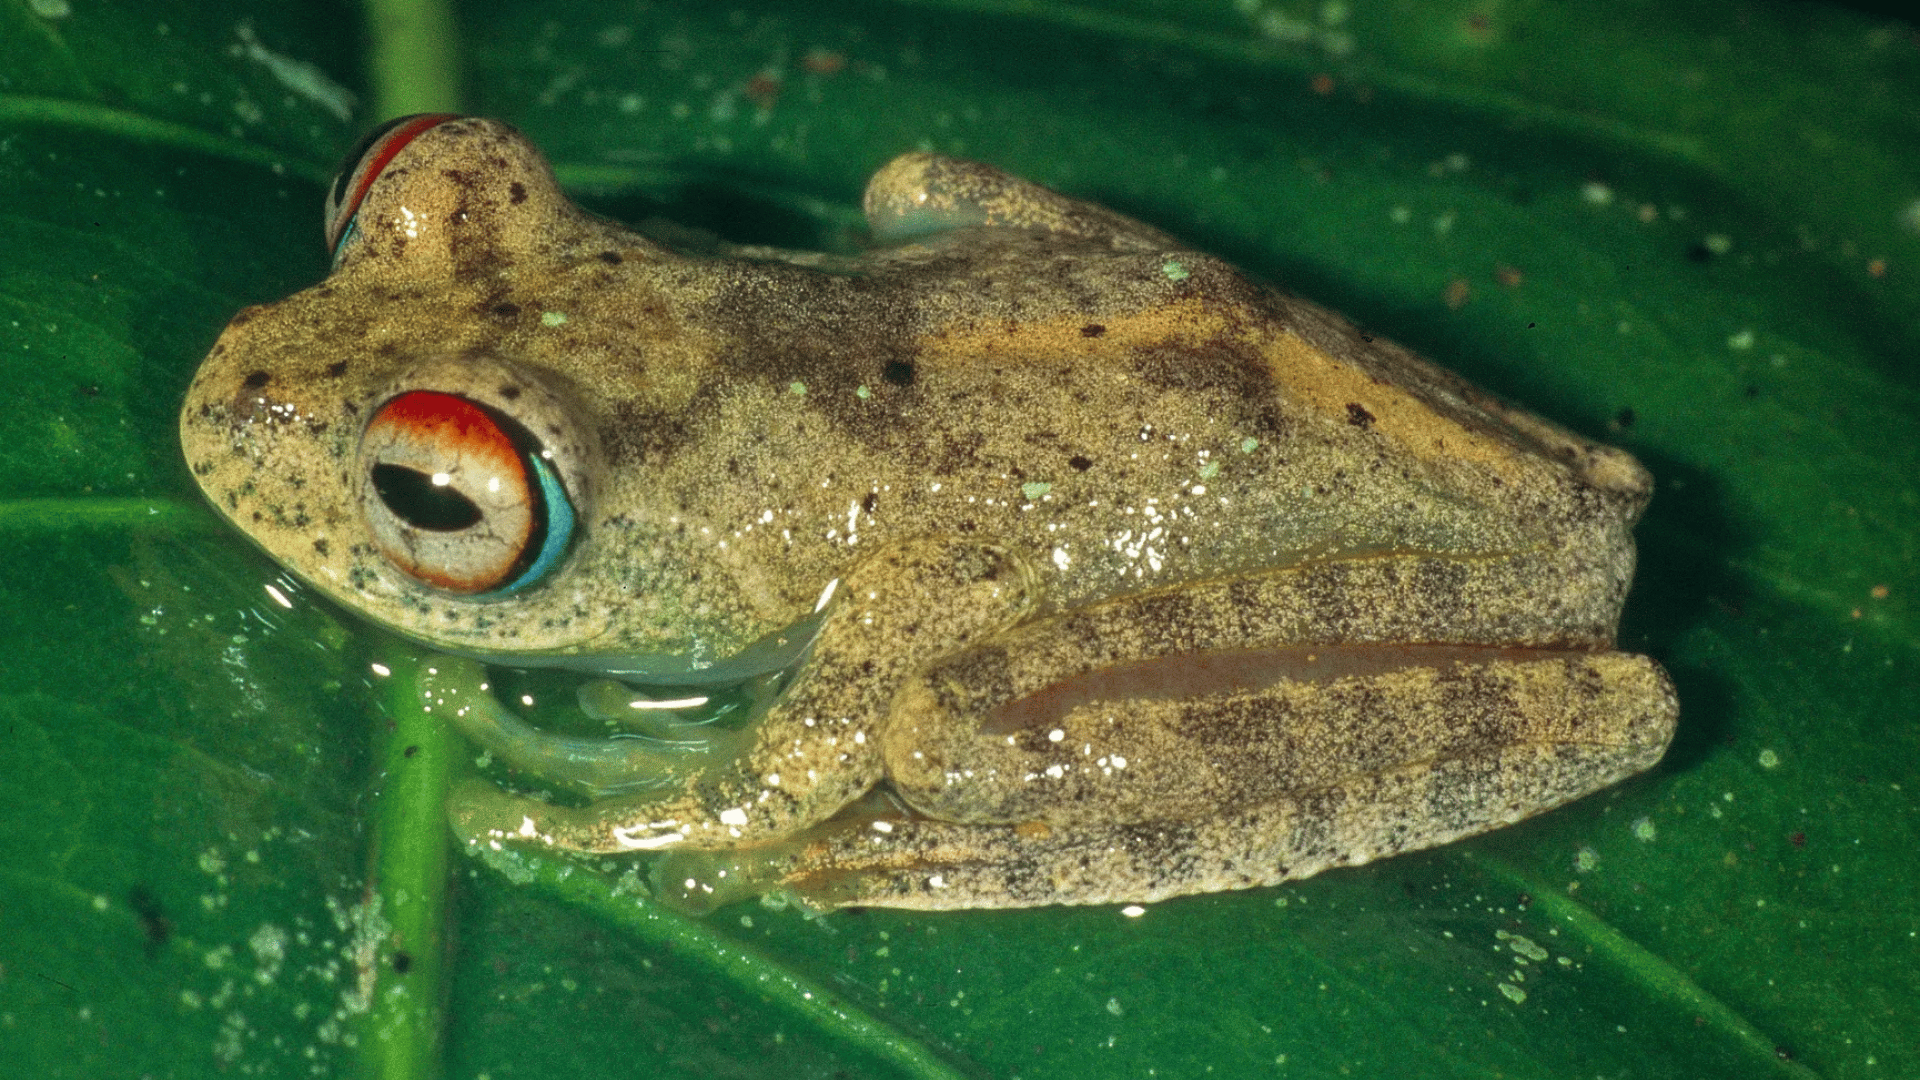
180;115;1677;912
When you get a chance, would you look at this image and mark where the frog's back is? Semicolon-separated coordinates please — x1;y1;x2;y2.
604;229;1647;624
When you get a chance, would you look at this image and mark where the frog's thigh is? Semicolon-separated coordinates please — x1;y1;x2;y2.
886;650;1677;831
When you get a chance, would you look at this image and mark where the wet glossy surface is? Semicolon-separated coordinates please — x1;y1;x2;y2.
182;117;1676;909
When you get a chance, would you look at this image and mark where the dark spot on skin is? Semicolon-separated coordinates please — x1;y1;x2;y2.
325;361;348;378
509;181;527;205
598;251;623;264
404;744;419;758
1359;334;1375;343
392;951;413;974
882;360;916;386
1080;324;1105;338
243;371;271;390
861;492;878;514
492;302;520;318
498;385;522;400
228;307;259;327
128;886;172;954
603;400;692;467
1345;402;1375;429
1614;407;1636;429
313;538;330;556
1068;454;1093;471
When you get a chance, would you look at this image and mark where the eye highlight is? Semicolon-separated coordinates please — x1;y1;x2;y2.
359;390;577;595
324;113;462;259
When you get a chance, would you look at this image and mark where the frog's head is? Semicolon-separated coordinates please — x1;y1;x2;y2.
180;117;802;679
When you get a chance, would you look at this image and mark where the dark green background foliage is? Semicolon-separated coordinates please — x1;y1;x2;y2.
1;1;1914;1077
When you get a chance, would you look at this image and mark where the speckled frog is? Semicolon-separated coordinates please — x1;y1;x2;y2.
181;116;1676;911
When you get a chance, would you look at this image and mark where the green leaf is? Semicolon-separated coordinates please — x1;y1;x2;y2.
3;1;1914;1077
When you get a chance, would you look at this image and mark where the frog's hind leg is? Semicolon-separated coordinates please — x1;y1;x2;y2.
657;668;1673;912
658;749;1570;911
863;153;1180;251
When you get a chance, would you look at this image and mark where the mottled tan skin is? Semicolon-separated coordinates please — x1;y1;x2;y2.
182;118;1677;911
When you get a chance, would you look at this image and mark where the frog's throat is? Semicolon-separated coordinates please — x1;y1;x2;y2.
420;657;753;798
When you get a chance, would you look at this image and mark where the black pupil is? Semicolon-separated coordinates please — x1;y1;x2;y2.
371;464;483;531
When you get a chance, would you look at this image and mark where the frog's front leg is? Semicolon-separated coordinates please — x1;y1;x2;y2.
444;537;1040;853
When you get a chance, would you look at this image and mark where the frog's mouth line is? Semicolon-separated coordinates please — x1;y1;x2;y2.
449;576;837;686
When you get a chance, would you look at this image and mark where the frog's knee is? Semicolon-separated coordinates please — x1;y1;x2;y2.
863;152;1175;251
863;153;993;242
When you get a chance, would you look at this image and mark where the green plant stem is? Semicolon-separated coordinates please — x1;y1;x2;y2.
357;652;456;1080
0;497;209;532
466;843;973;1080
361;0;465;118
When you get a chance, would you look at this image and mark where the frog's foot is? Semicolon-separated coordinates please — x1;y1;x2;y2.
864;152;1180;252
419;657;749;798
646;789;917;913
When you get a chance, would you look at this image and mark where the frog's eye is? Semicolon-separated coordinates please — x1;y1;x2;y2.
325;113;461;259
358;391;577;595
